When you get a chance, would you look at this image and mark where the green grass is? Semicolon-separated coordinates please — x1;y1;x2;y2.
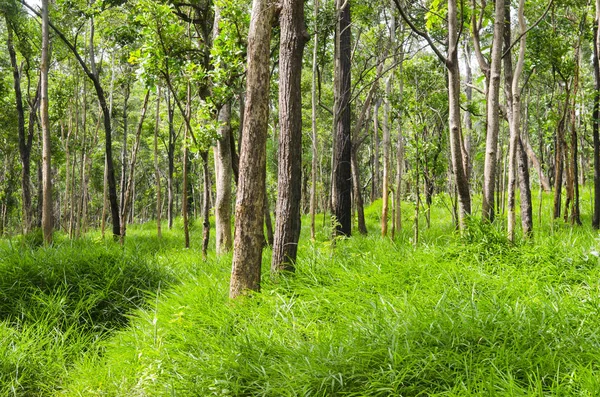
3;192;600;395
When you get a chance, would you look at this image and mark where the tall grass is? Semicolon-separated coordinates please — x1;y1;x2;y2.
0;237;173;395
3;192;600;395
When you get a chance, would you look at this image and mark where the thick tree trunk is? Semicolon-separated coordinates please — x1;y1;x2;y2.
482;0;505;222
332;0;352;236
41;0;53;244
272;0;307;272
230;0;274;298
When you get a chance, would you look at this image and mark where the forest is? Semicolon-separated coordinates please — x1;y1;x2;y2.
2;0;600;394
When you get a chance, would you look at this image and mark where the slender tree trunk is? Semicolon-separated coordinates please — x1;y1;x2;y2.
373;100;380;201
264;192;274;246
447;0;471;231
167;92;176;230
394;41;405;236
553;91;569;219
272;0;308;272
310;0;319;240
120;90;150;242
524;136;551;192
201;151;211;259
381;16;395;237
154;87;162;238
332;0;353;236
482;0;505;222
120;83;130;212
214;104;233;253
6;21;34;234
230;0;274;298
41;0;52;244
351;147;368;234
182;83;191;248
570;45;582;225
593;9;600;228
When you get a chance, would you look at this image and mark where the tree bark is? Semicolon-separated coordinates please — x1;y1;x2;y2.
332;0;353;236
40;0;53;244
351;147;368;235
310;0;319;240
230;0;274;298
6;21;35;234
381;15;395;237
482;0;505;222
272;0;308;272
447;0;471;230
166;91;176;230
154;87;162;238
214;103;233;253
201;151;211;259
594;6;600;228
120;90;150;242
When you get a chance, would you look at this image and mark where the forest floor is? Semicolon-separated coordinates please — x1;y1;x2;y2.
2;192;600;396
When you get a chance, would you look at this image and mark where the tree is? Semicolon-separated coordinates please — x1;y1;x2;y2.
230;0;275;298
271;0;308;272
395;0;471;231
40;0;52;244
332;0;352;236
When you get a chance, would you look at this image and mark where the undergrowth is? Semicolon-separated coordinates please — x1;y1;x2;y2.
3;193;600;395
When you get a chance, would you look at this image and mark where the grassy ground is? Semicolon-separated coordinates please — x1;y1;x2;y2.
2;192;600;395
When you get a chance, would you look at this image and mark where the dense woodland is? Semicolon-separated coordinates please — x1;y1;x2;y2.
3;0;600;394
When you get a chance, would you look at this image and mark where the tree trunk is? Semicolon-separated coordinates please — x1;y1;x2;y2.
182;83;191;248
381;16;395;237
167;91;176;230
394;39;405;237
154;87;162;238
594;8;600;228
447;0;471;231
120;90;150;242
553;91;569;219
332;0;352;236
482;0;505;223
120;83;130;212
230;0;274;298
310;0;319;240
214;103;233;253
569;45;582;225
272;0;307;273
351;147;368;235
41;0;53;244
6;21;34;234
201;151;211;259
523;136;551;192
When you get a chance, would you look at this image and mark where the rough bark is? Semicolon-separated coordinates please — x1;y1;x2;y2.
272;0;308;272
482;0;505;222
41;0;52;244
332;0;352;236
230;0;274;298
